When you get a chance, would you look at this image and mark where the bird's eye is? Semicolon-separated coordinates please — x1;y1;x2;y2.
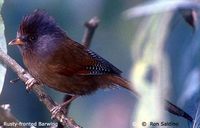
28;35;37;42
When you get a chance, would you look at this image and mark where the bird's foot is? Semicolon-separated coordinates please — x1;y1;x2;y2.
50;105;64;119
25;78;37;91
50;96;78;119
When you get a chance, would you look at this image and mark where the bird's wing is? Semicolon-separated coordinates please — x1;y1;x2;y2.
76;49;122;75
48;39;122;76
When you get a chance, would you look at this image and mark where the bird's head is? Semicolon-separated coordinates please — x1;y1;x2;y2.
9;9;64;51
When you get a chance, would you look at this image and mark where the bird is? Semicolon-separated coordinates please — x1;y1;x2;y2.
9;10;193;122
9;10;138;116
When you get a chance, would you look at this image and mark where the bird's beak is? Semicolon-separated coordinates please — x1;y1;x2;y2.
8;38;24;45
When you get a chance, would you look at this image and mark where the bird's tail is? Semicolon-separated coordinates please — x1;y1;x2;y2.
107;76;193;122
107;75;139;96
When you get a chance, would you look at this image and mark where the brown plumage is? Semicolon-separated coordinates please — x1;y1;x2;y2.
9;10;193;122
10;10;135;96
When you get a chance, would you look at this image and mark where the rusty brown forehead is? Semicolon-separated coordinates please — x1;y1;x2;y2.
18;17;37;36
18;10;56;36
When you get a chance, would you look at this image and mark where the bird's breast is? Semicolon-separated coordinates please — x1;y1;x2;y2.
22;50;50;83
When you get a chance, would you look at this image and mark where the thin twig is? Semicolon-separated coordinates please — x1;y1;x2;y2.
82;17;100;47
0;48;82;128
10;77;20;84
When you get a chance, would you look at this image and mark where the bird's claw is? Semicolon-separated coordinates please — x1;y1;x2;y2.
50;105;65;119
25;78;37;91
50;96;77;119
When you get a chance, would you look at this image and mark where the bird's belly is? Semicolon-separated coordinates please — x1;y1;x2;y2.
23;60;97;95
24;56;112;95
40;74;102;95
28;64;115;95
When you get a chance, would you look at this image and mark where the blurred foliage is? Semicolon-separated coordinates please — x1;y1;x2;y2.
0;0;7;95
0;104;22;128
127;0;200;128
131;13;173;127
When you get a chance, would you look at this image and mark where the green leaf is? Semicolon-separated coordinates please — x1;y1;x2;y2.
0;0;6;94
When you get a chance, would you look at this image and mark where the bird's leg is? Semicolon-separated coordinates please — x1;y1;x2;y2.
62;95;75;115
25;78;37;91
50;95;78;119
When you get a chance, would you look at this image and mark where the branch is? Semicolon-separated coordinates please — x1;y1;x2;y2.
82;17;100;47
0;48;82;128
